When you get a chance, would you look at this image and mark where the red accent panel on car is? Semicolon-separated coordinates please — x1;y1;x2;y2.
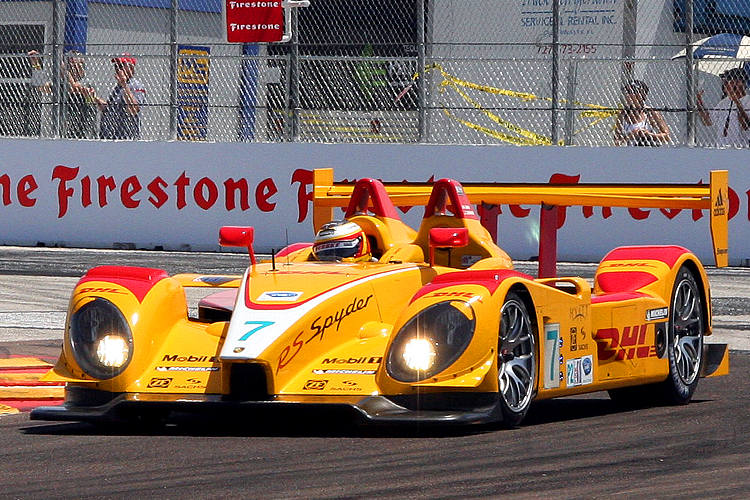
601;245;688;268
411;269;532;302
344;177;402;220
591;291;647;304
596;271;657;293
423;179;479;220
276;242;312;258
198;289;238;312
78;266;170;303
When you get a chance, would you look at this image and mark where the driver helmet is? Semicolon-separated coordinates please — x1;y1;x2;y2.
312;220;371;262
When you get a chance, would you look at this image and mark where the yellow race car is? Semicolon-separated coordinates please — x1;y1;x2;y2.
31;169;730;427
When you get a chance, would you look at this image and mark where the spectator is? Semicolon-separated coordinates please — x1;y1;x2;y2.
697;68;750;148
27;50;98;139
96;54;146;140
614;79;671;146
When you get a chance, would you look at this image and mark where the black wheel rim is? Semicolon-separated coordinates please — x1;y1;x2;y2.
499;298;535;413
671;275;703;385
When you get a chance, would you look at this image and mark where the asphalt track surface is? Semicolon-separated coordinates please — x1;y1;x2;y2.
0;246;749;500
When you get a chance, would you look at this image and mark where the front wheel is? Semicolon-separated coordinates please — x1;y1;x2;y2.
496;291;536;427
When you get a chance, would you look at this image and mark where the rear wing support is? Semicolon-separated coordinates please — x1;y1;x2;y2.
312;169;729;275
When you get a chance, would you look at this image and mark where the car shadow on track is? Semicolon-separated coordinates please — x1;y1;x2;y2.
22;393;709;438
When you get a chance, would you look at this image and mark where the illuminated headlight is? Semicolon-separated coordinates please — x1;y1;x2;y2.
69;297;133;379
386;300;475;382
402;338;437;371
96;335;130;368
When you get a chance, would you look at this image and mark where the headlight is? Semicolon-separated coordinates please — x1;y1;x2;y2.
386;300;475;382
69;297;133;379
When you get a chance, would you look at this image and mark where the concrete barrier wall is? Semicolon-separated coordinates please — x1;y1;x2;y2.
2;138;749;265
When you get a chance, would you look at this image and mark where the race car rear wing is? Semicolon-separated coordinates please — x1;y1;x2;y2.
312;168;729;272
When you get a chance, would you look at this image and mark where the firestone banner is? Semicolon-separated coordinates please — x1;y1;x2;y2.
1;138;750;265
224;0;284;43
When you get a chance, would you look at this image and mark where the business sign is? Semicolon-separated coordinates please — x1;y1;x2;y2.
224;0;283;43
177;45;210;141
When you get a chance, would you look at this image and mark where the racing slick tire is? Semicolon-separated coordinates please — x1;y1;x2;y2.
609;265;705;407
659;265;705;404
496;291;536;427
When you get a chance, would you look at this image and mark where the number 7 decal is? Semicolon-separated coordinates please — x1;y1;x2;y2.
544;323;560;389
239;321;274;341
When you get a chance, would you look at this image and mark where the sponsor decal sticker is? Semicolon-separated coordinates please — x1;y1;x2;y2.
570;305;587;321
156;366;220;372
424;291;475;299
569;327;589;352
239;320;275;341
544;323;561;389
276;295;375;373
303;379;328;390
79;287;126;295
313;369;377;375
646;307;669;321
174;377;204;389
147;377;172;388
714;189;726;216
594;324;656;361
162;354;219;363
322;356;382;365
257;291;303;301
566;355;594;387
308;295;374;343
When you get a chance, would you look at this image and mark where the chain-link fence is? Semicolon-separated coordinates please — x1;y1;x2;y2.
2;0;750;146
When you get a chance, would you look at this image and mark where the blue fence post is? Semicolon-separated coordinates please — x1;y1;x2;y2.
64;0;88;54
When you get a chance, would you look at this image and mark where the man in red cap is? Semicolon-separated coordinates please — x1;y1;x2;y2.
96;54;146;139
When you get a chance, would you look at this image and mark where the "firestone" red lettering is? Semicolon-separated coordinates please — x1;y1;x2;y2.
50;165;278;218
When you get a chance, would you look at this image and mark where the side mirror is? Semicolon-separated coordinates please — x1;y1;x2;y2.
428;227;468;266
220;226;256;265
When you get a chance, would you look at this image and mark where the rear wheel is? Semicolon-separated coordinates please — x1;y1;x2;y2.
497;292;536;427
660;265;704;404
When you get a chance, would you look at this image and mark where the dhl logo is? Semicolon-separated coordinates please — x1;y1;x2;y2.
78;287;126;295
594;324;656;361
424;291;476;299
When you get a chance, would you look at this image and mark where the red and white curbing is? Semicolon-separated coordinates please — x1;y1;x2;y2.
0;357;64;415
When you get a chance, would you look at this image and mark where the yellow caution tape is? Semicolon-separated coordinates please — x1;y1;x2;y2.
440;79;554;145
424;63;619;145
441;109;540;146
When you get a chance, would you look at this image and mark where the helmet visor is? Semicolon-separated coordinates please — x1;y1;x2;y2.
313;236;364;261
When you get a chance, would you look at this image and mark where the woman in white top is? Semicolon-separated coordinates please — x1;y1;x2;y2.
614;80;671;147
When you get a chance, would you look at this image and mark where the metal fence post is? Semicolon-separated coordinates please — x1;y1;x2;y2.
51;0;63;138
417;0;427;143
685;0;695;147
564;61;578;145
289;9;300;142
551;0;559;145
169;0;178;140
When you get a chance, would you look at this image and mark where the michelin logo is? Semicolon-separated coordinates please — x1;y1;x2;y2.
646;307;668;321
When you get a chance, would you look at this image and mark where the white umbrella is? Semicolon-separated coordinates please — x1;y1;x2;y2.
672;33;750;77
